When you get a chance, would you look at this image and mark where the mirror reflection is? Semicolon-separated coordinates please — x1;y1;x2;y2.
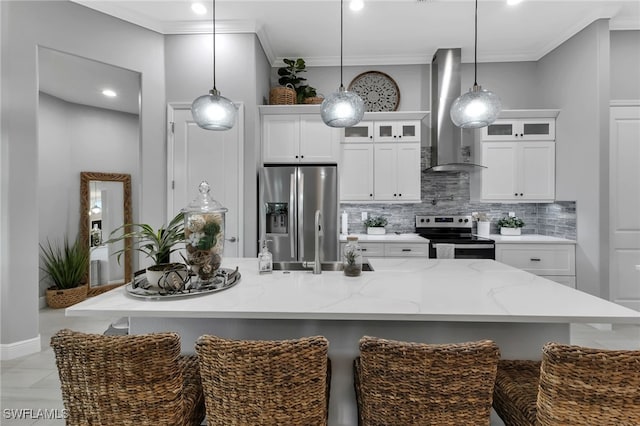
80;172;132;289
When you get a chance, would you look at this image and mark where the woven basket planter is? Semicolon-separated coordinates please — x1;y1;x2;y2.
303;96;324;104
46;284;88;309
269;86;296;105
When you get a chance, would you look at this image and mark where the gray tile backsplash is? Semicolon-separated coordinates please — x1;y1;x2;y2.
340;147;577;239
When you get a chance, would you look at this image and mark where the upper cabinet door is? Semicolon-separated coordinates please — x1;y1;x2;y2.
299;116;340;163
343;121;374;143
373;121;421;142
262;115;300;163
482;119;555;141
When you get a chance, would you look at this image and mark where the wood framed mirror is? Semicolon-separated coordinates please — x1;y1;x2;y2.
80;172;132;294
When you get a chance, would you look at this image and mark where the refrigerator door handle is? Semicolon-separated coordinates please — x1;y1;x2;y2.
289;172;296;259
298;170;304;260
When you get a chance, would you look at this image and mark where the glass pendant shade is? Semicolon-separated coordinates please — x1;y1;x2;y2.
321;87;365;128
191;89;237;131
450;85;502;129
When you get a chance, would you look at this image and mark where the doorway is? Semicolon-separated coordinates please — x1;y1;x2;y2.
167;103;244;258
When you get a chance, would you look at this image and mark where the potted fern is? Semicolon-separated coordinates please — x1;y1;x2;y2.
40;237;90;308
364;216;388;235
497;215;525;236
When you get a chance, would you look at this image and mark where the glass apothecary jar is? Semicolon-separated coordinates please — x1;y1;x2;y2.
182;181;227;284
343;235;362;277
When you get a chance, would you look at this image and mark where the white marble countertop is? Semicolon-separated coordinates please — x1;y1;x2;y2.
339;233;428;243
488;234;576;244
67;258;640;324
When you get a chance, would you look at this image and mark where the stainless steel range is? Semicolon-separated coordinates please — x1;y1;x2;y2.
415;215;495;259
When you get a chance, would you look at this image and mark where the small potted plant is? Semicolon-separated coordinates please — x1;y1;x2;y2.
106;212;186;287
276;58;320;104
364;216;388;235
40;237;90;308
497;215;525;236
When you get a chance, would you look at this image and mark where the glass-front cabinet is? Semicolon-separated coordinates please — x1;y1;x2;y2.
481;118;555;141
343;121;374;142
343;120;421;143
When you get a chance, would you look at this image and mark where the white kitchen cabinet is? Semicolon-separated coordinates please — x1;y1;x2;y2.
340;241;428;258
482;118;555;141
344;119;421;143
262;114;339;163
374;121;421;142
496;243;576;288
343;121;374;142
340;143;374;201
373;143;421;202
480;141;555;201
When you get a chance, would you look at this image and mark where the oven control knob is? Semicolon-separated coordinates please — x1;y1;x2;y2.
458;218;463;222
426;218;430;223
420;218;425;223
464;218;469;223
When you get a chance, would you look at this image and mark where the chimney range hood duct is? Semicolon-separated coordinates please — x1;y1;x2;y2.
425;48;486;173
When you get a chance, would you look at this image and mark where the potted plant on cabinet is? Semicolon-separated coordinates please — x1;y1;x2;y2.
106;212;186;287
276;58;321;104
497;215;525;236
364;216;388;235
40;237;90;308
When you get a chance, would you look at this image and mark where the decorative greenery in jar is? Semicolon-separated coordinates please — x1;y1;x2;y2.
184;213;224;281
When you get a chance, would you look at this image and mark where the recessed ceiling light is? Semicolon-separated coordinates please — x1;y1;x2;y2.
507;0;523;5
350;0;364;11
191;2;207;15
102;89;117;98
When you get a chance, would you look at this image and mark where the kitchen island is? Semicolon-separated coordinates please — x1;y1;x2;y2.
67;258;640;426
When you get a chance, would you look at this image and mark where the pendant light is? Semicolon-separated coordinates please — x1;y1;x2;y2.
191;0;237;131
450;0;501;129
321;0;365;128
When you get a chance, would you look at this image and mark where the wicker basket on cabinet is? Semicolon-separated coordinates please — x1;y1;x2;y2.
269;85;296;105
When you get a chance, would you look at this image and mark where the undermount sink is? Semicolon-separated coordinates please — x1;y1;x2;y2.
272;261;374;272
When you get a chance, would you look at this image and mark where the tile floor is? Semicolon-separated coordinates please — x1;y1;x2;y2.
1;308;639;425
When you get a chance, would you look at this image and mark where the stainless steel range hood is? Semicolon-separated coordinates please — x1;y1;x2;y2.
425;48;486;173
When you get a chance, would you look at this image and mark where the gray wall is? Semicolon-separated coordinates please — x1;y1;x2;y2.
611;30;640;100
536;20;611;298
164;33;269;258
1;0;165;349
38;93;139;295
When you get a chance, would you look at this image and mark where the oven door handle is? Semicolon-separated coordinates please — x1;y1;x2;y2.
445;244;495;249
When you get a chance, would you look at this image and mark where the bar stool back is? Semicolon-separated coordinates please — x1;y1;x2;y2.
195;335;330;426
354;336;500;426
50;329;205;426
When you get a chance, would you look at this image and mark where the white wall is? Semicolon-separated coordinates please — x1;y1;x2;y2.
1;0;164;353
38;93;139;294
610;30;640;100
536;20;611;297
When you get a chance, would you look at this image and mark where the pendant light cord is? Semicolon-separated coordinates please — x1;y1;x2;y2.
340;0;344;89
212;0;217;91
473;0;478;86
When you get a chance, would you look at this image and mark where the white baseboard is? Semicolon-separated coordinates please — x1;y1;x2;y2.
0;335;41;360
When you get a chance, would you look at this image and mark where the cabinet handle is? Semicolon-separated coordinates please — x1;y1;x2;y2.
393;193;397;197
398;135;402;138
369;193;373;197
362;248;367;251
393;135;397;138
530;258;541;262
519;193;523;196
369;135;373;139
398;193;402;197
514;193;518;196
402;248;411;252
295;155;299;158
301;155;304;159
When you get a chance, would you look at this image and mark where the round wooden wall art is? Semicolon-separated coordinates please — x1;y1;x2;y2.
348;71;400;112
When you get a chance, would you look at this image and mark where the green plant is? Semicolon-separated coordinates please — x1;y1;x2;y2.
40;237;90;290
277;58;317;104
497;216;525;228
364;216;388;228
106;212;185;265
344;249;358;265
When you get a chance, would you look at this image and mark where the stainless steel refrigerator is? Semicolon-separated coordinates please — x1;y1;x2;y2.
259;165;338;262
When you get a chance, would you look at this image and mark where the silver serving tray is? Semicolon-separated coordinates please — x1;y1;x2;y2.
125;267;240;300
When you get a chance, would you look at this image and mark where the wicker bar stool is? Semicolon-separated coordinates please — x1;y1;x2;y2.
493;342;640;425
195;335;330;426
493;359;541;425
354;336;500;426
50;329;205;426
